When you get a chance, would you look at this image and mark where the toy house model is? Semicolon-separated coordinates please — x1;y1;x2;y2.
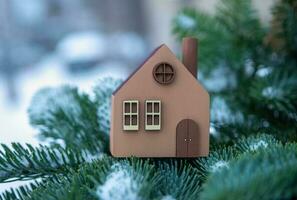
110;37;209;157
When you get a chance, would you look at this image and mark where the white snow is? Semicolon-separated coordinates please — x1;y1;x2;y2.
209;124;218;136
94;77;123;133
202;67;237;93
0;180;39;197
12;0;46;25
176;14;196;29
96;164;141;200
161;195;176;200
256;67;272;77
108;33;146;60
210;96;244;125
0;78;38;146
93;61;128;84
82;150;104;163
57;31;106;63
57;31;147;64
262;86;282;99
30;87;79;117
210;160;229;172
262;120;270;128
249;140;268;151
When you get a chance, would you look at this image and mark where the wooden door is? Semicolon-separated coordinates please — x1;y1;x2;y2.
187;119;199;157
176;119;199;157
176;119;188;157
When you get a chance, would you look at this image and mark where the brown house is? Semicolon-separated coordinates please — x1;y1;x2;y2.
110;37;209;157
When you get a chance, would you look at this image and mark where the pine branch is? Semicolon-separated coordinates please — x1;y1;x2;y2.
248;70;297;126
173;0;267;77
235;134;280;153
0;143;88;183
200;142;297;200
216;0;264;45
267;0;297;63
0;181;42;200
193;134;280;182
157;161;201;200
0;135;292;200
93;77;123;134
194;146;238;181
1;158;202;200
211;69;297;142
5;158;162;200
1;0;296;199
173;8;230;75
28;86;108;154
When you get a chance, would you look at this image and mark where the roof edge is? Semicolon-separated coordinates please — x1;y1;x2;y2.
112;44;165;95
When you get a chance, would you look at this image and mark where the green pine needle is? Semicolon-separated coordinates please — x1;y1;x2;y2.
0;143;88;183
200;143;297;200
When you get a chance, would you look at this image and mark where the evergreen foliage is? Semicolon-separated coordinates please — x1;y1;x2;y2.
28;86;108;154
1;0;297;199
0;143;87;183
173;0;297;143
201;143;297;200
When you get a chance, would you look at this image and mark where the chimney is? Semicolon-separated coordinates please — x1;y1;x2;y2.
182;37;198;78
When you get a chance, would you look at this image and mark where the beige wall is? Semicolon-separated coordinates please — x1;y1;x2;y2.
110;45;209;157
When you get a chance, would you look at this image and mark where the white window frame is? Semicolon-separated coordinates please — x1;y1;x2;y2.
123;100;139;131
145;100;161;130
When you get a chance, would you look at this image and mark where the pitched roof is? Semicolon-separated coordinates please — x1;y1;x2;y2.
112;44;165;95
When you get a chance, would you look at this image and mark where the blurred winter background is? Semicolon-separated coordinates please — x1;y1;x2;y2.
0;0;275;191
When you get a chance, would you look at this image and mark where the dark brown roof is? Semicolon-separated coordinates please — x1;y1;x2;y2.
112;44;165;95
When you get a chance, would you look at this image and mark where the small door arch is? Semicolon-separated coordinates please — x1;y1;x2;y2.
176;119;199;157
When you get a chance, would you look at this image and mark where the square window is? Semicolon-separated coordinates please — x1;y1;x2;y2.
123;100;139;131
145;100;161;131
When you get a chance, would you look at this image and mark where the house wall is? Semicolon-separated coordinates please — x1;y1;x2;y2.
110;45;209;157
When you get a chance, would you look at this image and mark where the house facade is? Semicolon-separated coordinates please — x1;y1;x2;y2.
110;38;209;157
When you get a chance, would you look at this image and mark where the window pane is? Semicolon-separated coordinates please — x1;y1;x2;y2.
131;103;137;113
147;115;153;125
165;65;173;73
147;102;152;112
156;65;164;73
124;115;130;125
154;103;159;113
165;74;173;82
125;103;130;113
131;115;137;125
154;115;159;125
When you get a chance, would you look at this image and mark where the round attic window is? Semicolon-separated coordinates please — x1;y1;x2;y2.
153;62;175;84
